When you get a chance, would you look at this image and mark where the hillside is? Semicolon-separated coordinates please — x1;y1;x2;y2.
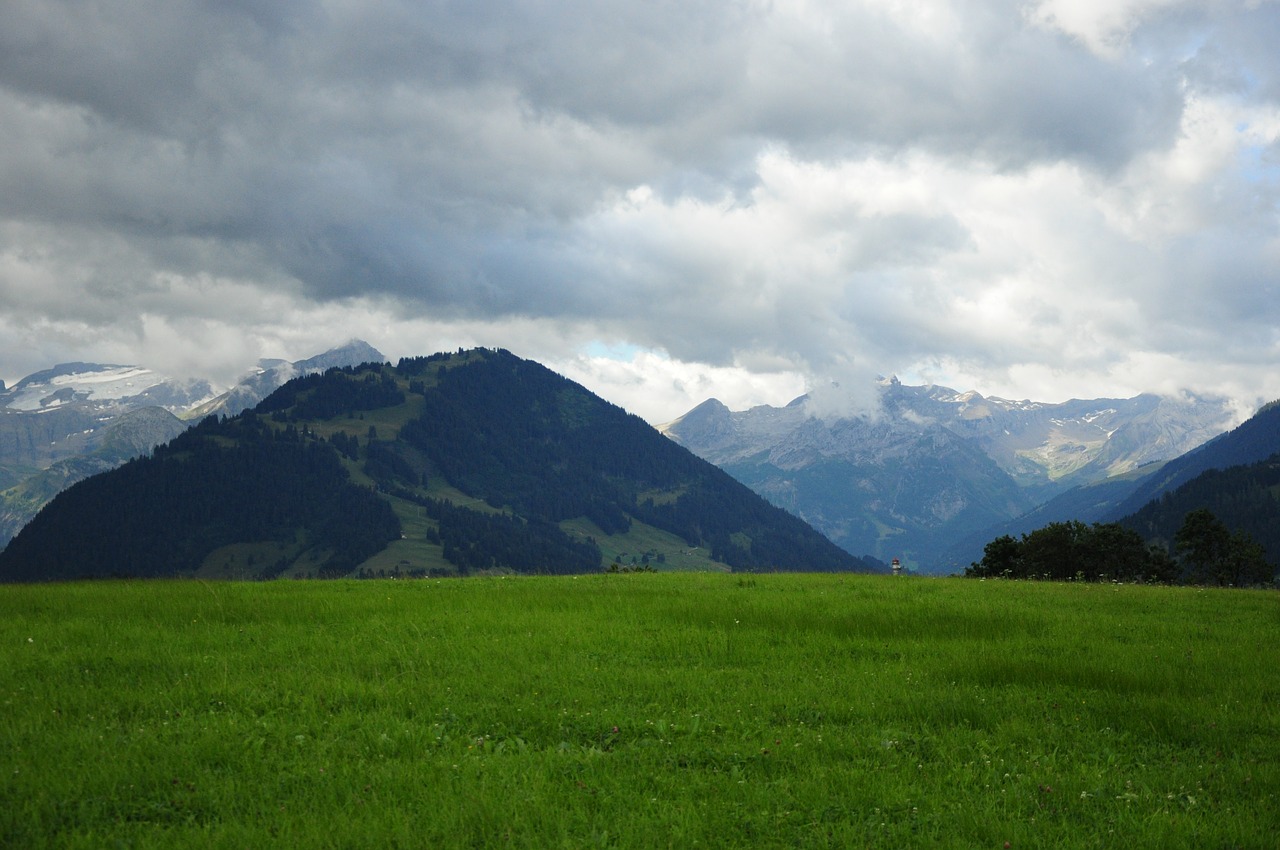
1120;452;1280;565
0;407;189;545
0;341;385;548
1103;399;1280;521
661;382;1232;571
0;349;872;581
948;400;1280;568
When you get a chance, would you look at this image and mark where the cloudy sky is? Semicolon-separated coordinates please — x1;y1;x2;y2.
2;0;1278;423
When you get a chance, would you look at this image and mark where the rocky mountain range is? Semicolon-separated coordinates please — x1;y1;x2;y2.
660;380;1238;573
2;341;1260;576
0;340;386;546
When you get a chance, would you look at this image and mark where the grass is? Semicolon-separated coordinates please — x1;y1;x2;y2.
1;573;1276;848
561;516;727;572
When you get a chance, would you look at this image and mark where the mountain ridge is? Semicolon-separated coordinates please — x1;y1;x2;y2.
0;349;874;581
661;382;1236;572
0;341;387;547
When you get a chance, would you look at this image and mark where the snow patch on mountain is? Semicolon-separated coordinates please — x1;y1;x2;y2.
1;364;221;414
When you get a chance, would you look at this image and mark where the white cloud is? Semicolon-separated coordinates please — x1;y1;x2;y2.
550;348;807;424
1026;0;1187;55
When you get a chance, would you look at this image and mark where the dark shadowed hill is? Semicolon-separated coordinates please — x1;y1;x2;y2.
1119;452;1280;565
0;349;874;581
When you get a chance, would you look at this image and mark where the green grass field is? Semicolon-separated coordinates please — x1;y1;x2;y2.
2;574;1276;848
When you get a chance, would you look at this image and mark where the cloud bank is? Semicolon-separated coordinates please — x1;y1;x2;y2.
1;0;1277;421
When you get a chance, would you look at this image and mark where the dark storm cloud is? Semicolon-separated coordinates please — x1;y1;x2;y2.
0;0;1179;299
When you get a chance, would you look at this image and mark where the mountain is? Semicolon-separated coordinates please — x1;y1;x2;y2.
1110;400;1280;564
940;469;1150;569
945;397;1280;570
1119;451;1280;566
661;381;1235;573
0;362;217;414
0;369;201;535
0;349;874;582
0;340;387;547
1103;400;1280;521
185;339;388;419
0;408;190;544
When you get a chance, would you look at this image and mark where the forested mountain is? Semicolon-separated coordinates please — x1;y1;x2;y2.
0;412;400;582
0;341;385;548
963;400;1280;585
0;349;873;581
1120;452;1280;565
0;407;189;545
943;399;1280;569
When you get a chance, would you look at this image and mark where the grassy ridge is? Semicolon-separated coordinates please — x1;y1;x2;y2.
2;575;1277;848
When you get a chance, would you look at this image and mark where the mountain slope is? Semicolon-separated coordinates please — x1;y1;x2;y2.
0;407;189;544
0;349;873;581
940;467;1156;570
184;339;388;419
950;398;1280;573
0;341;385;548
0;363;216;413
1120;452;1280;565
662;382;1232;572
1104;400;1280;521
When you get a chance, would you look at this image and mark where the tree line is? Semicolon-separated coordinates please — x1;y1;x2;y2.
257;365;405;421
965;509;1274;587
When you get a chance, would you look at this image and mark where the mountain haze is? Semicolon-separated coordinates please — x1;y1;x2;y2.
186;340;389;420
0;349;872;582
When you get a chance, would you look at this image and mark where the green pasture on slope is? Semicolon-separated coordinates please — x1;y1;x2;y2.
1;574;1277;848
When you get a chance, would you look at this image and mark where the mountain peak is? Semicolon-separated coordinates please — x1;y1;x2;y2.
1;363;173;412
295;340;386;372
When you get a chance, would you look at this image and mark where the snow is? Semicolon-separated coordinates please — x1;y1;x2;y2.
3;365;166;411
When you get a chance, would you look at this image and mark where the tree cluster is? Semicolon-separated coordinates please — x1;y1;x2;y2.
966;511;1275;587
395;351;456;376
411;495;601;575
965;521;1176;583
364;439;424;487
1172;508;1274;587
257;366;404;420
1123;453;1280;566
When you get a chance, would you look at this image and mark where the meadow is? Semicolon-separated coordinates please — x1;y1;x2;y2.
1;573;1276;848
